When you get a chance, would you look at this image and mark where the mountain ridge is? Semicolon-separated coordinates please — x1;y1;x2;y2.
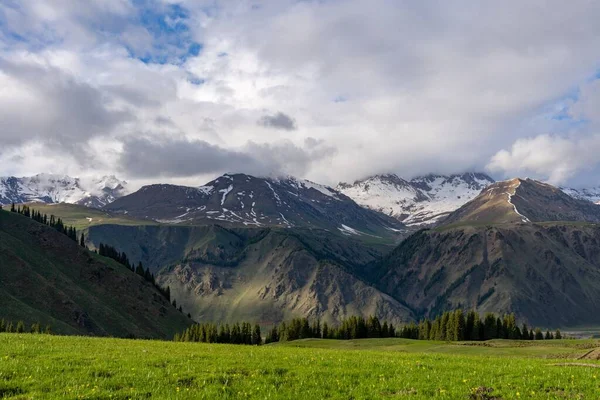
337;172;495;226
104;173;407;241
0;173;128;208
0;209;191;338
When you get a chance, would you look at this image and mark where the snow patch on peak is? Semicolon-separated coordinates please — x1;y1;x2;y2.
219;185;233;206
338;172;495;226
505;180;530;223
283;176;341;200
0;173;128;206
198;185;214;195
561;186;600;205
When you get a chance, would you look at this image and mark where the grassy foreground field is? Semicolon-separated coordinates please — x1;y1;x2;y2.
1;335;599;399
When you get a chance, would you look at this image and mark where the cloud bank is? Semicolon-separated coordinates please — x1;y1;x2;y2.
1;1;600;188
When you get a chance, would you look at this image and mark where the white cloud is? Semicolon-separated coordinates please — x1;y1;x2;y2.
487;134;600;185
488;78;600;186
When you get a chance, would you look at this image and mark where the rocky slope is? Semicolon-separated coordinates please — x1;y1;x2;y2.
0;173;128;208
376;224;600;326
83;223;412;325
104;173;406;241
375;178;600;326
0;210;190;338
337;173;494;226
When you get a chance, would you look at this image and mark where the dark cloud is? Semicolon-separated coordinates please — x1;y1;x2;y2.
118;137;335;178
0;59;132;150
258;112;297;131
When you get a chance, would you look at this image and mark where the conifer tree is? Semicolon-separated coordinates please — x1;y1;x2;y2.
439;312;449;340
521;323;530;340
453;309;466;341
252;324;262;345
80;233;85;247
555;329;562;339
16;321;25;333
322;322;329;339
483;313;497;340
534;328;544;340
388;323;396;338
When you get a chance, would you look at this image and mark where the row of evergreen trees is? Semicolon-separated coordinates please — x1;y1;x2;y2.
265;316;397;343
263;311;562;344
10;204;79;242
0;319;52;334
174;322;262;345
397;310;562;341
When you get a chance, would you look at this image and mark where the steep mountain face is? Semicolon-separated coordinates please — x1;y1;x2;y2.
375;178;600;326
0;173;128;208
104;173;406;240
376;224;600;326
444;178;600;226
337;173;494;226
562;186;600;205
0;210;190;338
83;223;412;325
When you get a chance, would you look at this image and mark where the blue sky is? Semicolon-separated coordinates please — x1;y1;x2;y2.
0;0;600;187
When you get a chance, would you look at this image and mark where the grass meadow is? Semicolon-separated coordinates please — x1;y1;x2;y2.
1;334;599;399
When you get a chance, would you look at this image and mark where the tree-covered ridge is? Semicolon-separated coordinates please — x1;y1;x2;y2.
10;203;78;241
4;206;187;324
97;242;175;312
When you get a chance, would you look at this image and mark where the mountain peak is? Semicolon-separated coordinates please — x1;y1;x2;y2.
443;178;600;226
337;172;495;226
0;173;128;208
105;172;404;238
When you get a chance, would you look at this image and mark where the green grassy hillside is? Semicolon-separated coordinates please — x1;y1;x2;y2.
21;203;157;230
0;210;191;338
1;334;599;399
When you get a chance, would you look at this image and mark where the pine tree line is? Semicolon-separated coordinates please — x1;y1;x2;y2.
397;310;562;341
10;204;78;242
174;322;262;345
0;318;52;335
264;316;397;343
263;311;562;344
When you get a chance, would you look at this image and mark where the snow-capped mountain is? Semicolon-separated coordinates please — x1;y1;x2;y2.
0;173;128;208
561;187;600;205
104;173;406;238
337;173;495;226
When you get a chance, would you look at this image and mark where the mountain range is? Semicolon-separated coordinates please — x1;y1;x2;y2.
2;172;600;227
3;171;600;331
0;173;128;208
103;173;406;240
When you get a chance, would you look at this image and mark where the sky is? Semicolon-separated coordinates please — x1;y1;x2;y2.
1;0;600;189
